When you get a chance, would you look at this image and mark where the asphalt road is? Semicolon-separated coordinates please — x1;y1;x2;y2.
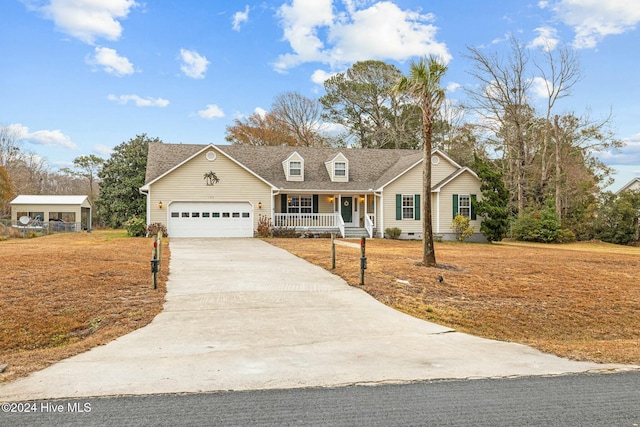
3;371;638;427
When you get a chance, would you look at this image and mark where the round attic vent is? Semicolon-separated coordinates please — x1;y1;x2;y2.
431;155;440;165
206;151;217;161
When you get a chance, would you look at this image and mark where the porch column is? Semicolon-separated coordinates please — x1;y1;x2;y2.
364;194;368;217
271;192;276;225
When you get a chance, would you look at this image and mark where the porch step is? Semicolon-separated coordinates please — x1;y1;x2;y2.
343;227;369;238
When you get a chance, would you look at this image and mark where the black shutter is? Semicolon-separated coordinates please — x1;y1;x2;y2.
452;194;458;218
471;194;477;220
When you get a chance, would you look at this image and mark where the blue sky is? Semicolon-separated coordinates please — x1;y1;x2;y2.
1;0;639;191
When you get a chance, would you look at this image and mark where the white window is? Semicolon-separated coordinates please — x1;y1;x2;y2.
287;195;313;214
458;195;471;218
334;162;346;177
402;195;414;220
289;161;302;176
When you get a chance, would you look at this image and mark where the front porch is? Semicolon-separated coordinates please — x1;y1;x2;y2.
273;193;377;238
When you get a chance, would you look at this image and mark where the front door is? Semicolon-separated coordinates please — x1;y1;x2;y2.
341;197;353;224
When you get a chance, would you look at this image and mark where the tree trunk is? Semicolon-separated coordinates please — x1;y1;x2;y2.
422;108;436;267
554;115;562;217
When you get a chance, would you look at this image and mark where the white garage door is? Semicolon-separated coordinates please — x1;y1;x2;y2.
168;202;253;238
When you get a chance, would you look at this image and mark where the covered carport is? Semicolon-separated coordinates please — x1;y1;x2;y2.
10;195;92;231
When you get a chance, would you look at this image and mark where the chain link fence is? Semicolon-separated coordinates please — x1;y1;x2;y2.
0;219;82;238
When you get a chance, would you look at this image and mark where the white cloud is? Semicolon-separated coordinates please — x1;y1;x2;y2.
198;104;225;120
107;94;169;107
92;144;113;157
254;107;268;118
595;134;640;168
274;0;450;72
8;123;77;149
601;134;640;166
179;49;210;79
530;76;551;99
232;5;250;31
28;130;77;149
445;82;462;93
88;47;134;76
311;69;336;84
490;33;511;45
547;0;640;49
529;26;559;51
27;0;138;44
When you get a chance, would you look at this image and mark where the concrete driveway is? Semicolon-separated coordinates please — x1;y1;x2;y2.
0;239;634;401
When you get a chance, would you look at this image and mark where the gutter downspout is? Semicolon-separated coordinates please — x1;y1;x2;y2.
139;188;150;226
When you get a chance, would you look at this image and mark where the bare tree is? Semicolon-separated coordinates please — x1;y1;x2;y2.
226;111;296;146
0;125;23;167
271;92;330;147
465;36;535;216
226;92;331;147
533;44;582;216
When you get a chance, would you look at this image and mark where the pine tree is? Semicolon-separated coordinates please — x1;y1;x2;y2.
473;153;510;242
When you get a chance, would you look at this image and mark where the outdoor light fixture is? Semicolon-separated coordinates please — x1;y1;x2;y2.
158;201;163;209
329;196;334;202
258;201;263;209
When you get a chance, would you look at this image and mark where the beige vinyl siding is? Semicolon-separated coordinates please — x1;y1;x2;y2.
149;149;272;231
317;195;335;214
324;153;349;182
383;163;423;234
283;152;304;181
436;171;482;234
431;154;458;184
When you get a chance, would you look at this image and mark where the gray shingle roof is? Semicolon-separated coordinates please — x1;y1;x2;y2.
145;143;429;191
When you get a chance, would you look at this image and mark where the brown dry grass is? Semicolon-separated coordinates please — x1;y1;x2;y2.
266;238;640;364
0;230;168;383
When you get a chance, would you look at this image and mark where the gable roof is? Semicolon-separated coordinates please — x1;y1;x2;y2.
616;177;640;194
10;195;90;205
144;143;473;192
432;167;479;191
142;143;275;191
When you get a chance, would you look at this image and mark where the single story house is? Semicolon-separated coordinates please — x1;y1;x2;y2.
140;143;484;240
616;177;640;194
10;195;92;231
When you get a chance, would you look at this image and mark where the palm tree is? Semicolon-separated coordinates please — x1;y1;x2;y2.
394;56;448;267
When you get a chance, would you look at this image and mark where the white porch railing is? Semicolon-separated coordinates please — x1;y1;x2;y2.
336;212;345;238
274;213;337;229
272;212;371;238
365;214;375;238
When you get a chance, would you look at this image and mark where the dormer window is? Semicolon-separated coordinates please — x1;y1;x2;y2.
325;152;349;182
290;161;302;177
283;152;304;181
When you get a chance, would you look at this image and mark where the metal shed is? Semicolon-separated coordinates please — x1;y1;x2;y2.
10;195;92;231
